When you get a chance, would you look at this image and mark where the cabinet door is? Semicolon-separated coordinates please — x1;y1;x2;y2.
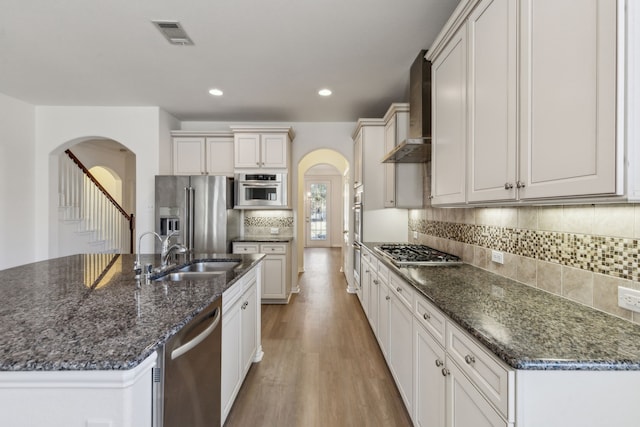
368;271;379;335
384;117;397;207
432;24;468;205
446;360;509;427
467;0;518;203
354;130;363;188
414;320;446;427
234;134;261;169
241;281;258;375
173;137;205;175
261;134;288;168
360;259;371;317
262;254;286;300
377;281;390;360
389;292;414;414
206;137;234;177
519;0;617;199
221;300;242;421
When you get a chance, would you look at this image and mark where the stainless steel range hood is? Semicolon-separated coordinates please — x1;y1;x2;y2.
382;50;432;163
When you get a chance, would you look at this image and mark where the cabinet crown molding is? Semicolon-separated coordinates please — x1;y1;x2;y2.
352;118;385;139
171;130;234;137
426;0;480;61
229;126;295;140
383;103;410;123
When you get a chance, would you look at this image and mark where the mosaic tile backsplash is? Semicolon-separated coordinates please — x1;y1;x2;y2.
408;204;640;324
243;210;294;237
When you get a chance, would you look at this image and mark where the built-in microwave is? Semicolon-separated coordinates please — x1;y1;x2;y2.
235;173;288;208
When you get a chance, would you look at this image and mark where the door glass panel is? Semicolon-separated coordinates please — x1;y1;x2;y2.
309;183;327;241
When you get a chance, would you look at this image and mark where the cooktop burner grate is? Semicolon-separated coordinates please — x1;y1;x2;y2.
374;244;462;266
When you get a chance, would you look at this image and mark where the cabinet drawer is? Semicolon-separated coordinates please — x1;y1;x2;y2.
259;244;287;254
376;260;389;282
414;295;446;347
361;247;373;264
446;322;514;421
233;243;259;254
389;272;414;310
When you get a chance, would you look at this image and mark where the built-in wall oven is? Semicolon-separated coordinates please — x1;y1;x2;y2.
235;173;288;208
353;188;363;293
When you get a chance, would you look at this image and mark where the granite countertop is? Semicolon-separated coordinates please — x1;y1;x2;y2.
0;252;263;372
234;236;293;243
363;242;640;371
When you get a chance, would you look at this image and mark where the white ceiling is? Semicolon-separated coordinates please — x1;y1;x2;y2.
0;0;459;122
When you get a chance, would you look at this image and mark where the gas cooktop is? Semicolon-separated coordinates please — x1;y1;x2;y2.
374;244;462;266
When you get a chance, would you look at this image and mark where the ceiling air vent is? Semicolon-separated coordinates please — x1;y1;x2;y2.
152;21;194;46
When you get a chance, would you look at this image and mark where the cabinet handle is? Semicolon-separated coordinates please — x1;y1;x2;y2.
396;287;402;293
435;359;444;367
373;279;379;285
464;354;476;364
423;312;431;320
504;182;513;190
441;368;450;377
365;269;370;273
241;301;249;310
386;296;391;301
516;181;526;189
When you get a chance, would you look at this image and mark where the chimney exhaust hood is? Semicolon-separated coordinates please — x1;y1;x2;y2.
382;50;432;163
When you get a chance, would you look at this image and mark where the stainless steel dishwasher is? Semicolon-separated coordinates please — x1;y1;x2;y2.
154;298;222;427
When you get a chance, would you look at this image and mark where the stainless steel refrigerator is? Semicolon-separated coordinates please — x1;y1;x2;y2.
155;175;240;253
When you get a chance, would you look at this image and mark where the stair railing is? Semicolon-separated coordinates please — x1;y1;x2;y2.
59;149;135;253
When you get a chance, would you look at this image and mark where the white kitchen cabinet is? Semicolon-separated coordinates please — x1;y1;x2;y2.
377;268;391;361
383;103;423;208
353;129;363;188
388;273;415;416
430;23;468;206
352;119;385;210
518;0;618;200
428;0;621;205
171;132;234;176
360;254;371;319
221;265;263;424
230;127;294;170
466;0;518;203
414;319;446;427
233;241;292;303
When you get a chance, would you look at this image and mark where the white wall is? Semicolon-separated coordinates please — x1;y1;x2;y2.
0;93;36;270
34;106;177;259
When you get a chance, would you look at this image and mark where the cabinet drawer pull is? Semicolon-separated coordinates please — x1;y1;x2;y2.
435;359;444;367
441;368;450;377
241;301;249;310
365;269;370;273
504;182;513;190
464;354;476;364
373;279;379;285
423;312;431;320
396;287;402;293
386;296;391;301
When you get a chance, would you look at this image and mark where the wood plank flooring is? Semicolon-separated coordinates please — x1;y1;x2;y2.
224;248;412;427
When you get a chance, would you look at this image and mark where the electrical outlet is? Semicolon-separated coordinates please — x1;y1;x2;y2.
618;286;640;313
491;250;504;264
413;231;418;239
270;227;279;235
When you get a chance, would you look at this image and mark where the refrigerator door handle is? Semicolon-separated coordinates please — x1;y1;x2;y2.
188;186;195;251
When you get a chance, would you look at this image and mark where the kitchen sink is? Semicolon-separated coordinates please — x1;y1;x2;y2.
154;261;241;282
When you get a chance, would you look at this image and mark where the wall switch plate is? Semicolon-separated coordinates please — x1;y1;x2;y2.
491;250;504;264
413;231;418;239
618;286;640;313
270;227;279;235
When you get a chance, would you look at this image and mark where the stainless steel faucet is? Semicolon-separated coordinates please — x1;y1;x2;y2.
134;231;162;275
161;231;188;268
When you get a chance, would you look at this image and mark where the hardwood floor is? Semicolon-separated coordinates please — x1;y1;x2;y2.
224;247;413;427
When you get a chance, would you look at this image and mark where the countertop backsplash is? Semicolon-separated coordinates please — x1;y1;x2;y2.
408;203;640;325
243;210;294;238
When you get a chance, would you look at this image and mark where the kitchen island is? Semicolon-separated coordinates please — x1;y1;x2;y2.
0;252;263;427
361;242;640;427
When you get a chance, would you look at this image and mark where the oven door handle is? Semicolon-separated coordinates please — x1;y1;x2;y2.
240;182;278;187
171;307;221;360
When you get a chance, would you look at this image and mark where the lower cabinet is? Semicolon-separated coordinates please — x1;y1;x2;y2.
221;264;263;424
414;320;446;427
388;289;414;415
233;242;291;303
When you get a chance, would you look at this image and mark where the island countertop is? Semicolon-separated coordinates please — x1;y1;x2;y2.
363;242;640;371
0;252;263;372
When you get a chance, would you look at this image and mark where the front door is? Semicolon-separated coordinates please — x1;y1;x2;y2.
305;180;330;247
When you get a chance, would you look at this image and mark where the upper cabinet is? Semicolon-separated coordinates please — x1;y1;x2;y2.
352;119;385;210
430;23;468;206
427;0;628;206
171;132;234;177
231;127;294;171
383;104;423;208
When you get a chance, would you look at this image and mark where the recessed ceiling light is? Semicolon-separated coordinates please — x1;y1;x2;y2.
318;88;332;97
209;88;223;96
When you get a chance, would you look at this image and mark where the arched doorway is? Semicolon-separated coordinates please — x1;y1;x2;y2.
296;149;351;290
53;138;136;256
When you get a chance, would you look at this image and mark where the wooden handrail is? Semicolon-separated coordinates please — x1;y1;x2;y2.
64;149;135;253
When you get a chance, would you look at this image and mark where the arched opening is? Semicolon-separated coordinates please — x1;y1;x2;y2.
51;137;136;256
296;149;350;289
